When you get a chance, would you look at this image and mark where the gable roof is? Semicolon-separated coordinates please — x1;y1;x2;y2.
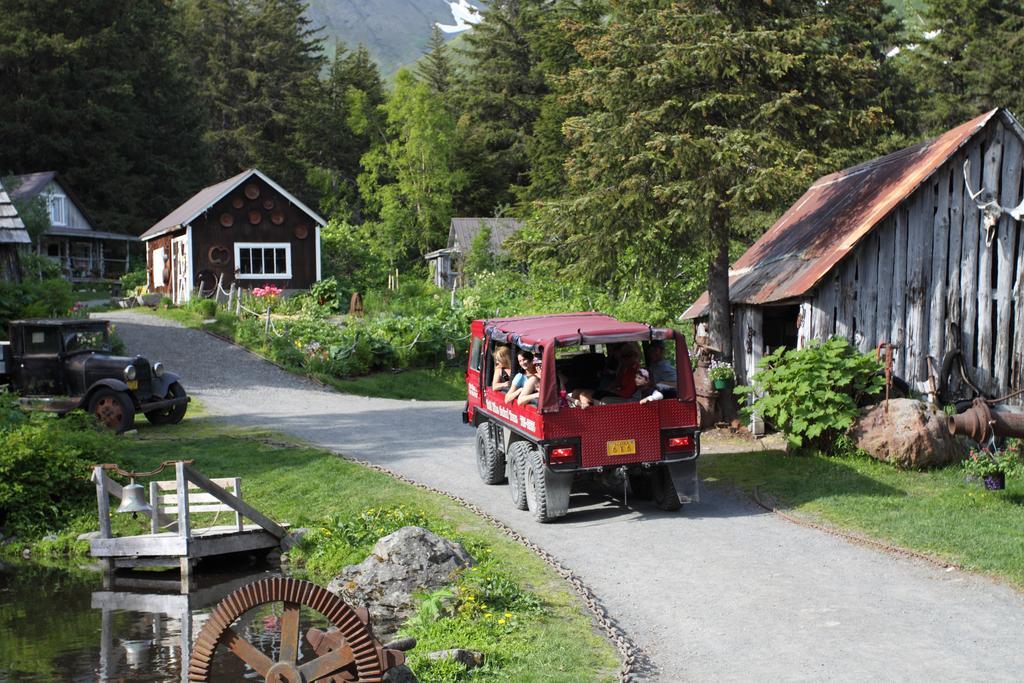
683;108;1016;319
140;169;326;241
7;171;95;229
448;217;522;253
0;179;31;245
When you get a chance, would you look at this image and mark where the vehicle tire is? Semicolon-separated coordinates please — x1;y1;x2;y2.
144;381;188;425
475;423;505;484
88;389;135;433
525;445;555;523
628;469;653;500
651;466;682;511
507;441;531;511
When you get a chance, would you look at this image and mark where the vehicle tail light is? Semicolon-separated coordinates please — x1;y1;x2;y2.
548;445;577;465
666;434;694;450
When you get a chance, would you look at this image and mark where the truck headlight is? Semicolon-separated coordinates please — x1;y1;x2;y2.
123;365;137;381
153;361;164;377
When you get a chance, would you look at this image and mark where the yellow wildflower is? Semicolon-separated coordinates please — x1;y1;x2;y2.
498;619;506;625
484;613;493;619
504;612;512;618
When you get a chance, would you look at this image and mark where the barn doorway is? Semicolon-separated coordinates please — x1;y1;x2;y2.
762;305;800;354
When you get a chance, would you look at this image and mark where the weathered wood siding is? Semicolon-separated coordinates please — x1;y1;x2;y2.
794;119;1024;396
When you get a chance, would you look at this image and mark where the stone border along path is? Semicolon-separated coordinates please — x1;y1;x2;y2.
106;311;1024;682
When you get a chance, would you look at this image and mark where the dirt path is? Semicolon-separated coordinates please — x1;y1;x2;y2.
107;311;1024;682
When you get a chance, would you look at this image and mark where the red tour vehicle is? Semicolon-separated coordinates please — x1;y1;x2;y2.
463;313;700;522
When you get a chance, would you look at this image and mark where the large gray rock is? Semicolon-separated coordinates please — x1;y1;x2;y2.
850;399;967;469
327;526;473;640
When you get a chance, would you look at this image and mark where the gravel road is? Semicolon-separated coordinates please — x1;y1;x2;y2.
107;311;1024;681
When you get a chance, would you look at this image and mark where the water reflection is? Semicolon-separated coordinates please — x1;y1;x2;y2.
0;561;329;682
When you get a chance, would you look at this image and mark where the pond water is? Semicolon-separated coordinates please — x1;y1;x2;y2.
0;560;332;682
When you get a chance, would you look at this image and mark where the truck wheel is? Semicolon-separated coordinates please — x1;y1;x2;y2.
89;389;135;433
628;470;653;500
145;381;188;425
475;423;505;484
507;441;530;511
525;446;556;523
651;466;682;511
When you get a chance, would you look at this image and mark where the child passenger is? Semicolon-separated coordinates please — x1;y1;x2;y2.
492;345;513;391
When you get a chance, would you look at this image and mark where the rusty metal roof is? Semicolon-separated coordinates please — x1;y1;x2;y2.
683;109;1006;319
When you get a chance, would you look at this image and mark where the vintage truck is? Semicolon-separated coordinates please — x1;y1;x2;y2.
0;318;189;432
463;313;700;522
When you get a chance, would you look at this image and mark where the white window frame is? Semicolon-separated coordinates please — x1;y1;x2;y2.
234;242;292;280
49;192;68;226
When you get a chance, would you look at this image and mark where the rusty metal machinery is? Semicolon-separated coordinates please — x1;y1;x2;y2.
948;398;1024;444
188;577;409;682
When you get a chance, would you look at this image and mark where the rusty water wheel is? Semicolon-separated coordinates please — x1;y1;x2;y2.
188;577;403;682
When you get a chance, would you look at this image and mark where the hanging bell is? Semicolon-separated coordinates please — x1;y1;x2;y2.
116;479;153;518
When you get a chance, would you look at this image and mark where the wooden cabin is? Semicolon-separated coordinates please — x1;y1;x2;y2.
0;178;31;282
684;108;1024;397
140;169;324;303
7;172;138;283
424;217;522;289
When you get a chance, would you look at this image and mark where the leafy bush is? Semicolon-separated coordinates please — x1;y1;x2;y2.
736;337;884;451
0;399;119;536
120;267;147;292
0;278;74;329
19;253;62;281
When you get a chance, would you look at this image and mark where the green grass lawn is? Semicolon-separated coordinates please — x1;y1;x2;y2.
702;449;1024;588
20;411;617;682
144;307;466;400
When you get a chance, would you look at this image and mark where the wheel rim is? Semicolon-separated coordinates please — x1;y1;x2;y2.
525;458;538;511
94;396;124;429
476;433;487;479
510;454;523;505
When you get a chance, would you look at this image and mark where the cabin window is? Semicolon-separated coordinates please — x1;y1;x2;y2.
48;193;68;226
235;242;291;279
762;305;800;354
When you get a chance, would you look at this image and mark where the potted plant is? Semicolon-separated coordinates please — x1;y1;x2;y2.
962;445;1021;490
708;360;735;391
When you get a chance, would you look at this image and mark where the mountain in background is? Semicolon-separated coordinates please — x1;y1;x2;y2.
305;0;484;76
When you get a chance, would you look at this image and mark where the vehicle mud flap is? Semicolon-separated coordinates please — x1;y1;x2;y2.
544;469;574;518
667;460;699;504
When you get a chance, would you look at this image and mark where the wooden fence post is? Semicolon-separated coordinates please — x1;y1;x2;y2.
265;307;271;336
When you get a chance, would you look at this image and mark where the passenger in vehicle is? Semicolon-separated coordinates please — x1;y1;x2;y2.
491;345;513;392
518;357;543;406
609;343;642;399
505;350;534;403
645;340;677;389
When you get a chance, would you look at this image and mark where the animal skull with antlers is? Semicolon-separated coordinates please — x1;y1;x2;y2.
963;159;1024;244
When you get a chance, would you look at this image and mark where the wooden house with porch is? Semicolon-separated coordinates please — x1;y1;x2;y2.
683;108;1024;399
425;217;522;289
0;178;31;282
7;172;138;282
140;169;324;303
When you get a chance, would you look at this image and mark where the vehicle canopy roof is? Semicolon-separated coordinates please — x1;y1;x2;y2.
483;313;674;352
479;313;693;413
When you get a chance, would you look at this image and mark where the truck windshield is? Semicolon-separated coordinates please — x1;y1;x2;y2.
63;328;111;353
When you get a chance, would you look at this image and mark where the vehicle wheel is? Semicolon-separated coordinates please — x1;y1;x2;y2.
475;423;505;484
88;389;135;433
628;469;653;500
144;381;188;425
507;441;531;511
651;466;682;511
525;445;555;523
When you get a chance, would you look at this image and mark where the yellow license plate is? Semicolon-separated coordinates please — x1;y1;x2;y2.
606;439;636;456
127;380;138;390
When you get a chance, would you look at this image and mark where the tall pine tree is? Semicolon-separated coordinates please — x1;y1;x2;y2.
417;25;455;95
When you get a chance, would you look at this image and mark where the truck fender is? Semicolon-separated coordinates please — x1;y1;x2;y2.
542;467;574;519
151;371;181;398
80;378;132;409
666;460;700;504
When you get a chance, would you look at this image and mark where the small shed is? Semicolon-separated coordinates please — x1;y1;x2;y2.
425;217;522;289
7;172;138;282
140;169;324;303
684;108;1024;397
0;179;31;282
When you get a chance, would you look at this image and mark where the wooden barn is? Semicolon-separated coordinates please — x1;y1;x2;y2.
140;169;324;303
684;108;1024;397
0;178;31;282
424;217;522;289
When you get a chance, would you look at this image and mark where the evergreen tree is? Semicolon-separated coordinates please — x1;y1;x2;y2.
358;70;467;267
179;0;324;189
544;0;900;361
291;42;386;220
418;25;454;95
911;0;1024;133
0;0;210;231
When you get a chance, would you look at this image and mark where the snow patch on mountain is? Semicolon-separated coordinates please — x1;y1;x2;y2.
437;0;483;34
